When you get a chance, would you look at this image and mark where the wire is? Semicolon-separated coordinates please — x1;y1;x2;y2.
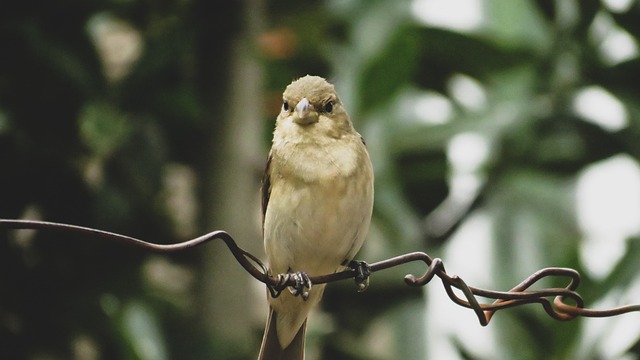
2;218;639;326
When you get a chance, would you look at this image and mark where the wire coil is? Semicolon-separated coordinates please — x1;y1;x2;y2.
2;219;639;326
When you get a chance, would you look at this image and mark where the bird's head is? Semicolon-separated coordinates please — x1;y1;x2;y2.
278;75;352;136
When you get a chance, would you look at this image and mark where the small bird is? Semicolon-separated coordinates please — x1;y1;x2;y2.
258;75;374;359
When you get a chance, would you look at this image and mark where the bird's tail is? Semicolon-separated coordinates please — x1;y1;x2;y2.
258;307;306;360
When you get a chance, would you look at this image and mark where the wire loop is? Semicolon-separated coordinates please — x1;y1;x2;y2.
2;219;639;325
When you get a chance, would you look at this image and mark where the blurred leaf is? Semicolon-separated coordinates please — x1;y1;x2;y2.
533;0;555;20
363;109;425;249
79;102;132;157
339;0;410;59
593;236;640;300
372;182;424;250
618;98;640;160
533;0;600;36
395;149;448;216
414;28;534;91
483;0;552;52
120;300;168;360
490;169;580;271
577;0;602;35
500;115;626;174
611;6;640;40
590;58;640;98
358;25;420;113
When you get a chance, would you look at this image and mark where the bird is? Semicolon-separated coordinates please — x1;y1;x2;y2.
258;75;374;359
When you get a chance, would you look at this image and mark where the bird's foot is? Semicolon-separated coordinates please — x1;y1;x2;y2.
349;260;371;292
288;271;312;301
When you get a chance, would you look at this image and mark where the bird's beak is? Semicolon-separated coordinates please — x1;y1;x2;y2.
293;98;318;125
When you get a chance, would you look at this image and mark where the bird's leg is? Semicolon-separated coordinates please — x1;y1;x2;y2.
288;271;312;300
348;260;371;292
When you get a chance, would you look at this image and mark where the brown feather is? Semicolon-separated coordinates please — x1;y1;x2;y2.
258;307;306;360
261;152;273;230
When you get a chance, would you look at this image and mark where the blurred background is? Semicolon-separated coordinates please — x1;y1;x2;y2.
2;0;640;359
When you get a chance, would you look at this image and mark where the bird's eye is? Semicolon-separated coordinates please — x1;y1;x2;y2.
323;100;334;113
282;100;289;112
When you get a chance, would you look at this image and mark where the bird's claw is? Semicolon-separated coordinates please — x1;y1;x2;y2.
349;260;371;292
288;271;312;300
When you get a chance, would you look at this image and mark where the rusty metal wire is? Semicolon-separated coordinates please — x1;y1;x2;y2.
2;218;639;326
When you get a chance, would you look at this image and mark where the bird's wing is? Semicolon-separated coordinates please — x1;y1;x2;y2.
261;151;273;231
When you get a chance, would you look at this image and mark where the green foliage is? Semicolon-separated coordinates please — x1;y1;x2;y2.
1;0;237;359
2;0;640;359
320;0;640;358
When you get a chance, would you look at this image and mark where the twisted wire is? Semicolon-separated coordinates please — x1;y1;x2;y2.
2;219;639;326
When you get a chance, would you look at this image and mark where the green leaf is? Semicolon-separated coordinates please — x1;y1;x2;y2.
79;102;132;158
120;300;168;360
358;25;421;113
592;236;640;301
483;0;553;52
414;28;535;90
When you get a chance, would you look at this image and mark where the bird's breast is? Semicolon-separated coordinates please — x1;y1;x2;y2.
263;138;373;276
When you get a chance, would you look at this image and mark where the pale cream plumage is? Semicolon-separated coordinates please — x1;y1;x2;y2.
258;75;374;360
